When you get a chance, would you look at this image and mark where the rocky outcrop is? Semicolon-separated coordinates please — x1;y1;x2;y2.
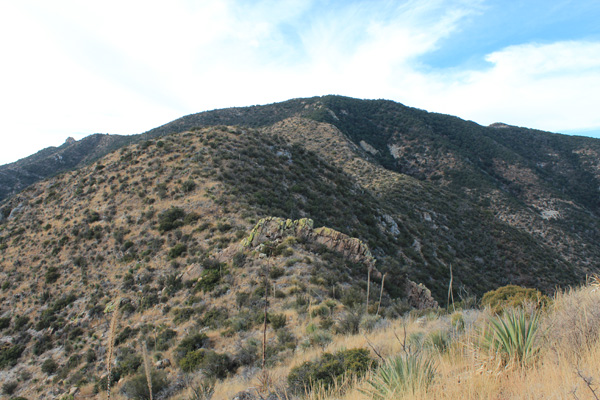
404;279;438;309
242;217;375;269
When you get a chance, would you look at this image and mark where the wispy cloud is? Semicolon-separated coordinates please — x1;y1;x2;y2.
0;0;598;164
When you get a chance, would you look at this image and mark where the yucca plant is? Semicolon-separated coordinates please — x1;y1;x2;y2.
361;354;436;399
481;308;540;367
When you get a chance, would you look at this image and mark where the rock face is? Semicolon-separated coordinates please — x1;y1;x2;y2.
404;279;439;309
242;217;376;269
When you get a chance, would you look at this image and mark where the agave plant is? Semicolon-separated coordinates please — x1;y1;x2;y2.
482;308;540;366
361;354;436;399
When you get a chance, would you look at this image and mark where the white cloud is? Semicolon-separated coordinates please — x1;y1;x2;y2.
413;41;600;132
0;0;598;165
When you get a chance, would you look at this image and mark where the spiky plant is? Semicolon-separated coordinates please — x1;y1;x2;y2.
361;354;436;399
482;308;540;367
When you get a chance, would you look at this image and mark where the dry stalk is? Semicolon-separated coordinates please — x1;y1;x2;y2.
363;333;385;361
577;369;600;400
448;264;455;312
376;272;387;317
142;341;153;400
106;298;121;400
262;268;269;371
366;266;372;315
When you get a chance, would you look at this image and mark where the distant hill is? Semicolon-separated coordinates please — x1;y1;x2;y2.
0;133;133;202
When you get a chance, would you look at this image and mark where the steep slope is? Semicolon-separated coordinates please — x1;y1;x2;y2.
0;133;133;203
0;126;422;399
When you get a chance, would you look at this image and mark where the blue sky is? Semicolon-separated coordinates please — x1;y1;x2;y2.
1;0;600;165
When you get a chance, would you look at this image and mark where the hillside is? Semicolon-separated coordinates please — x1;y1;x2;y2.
0;96;599;398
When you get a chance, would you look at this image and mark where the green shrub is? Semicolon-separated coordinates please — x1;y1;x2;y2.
269;266;285;279
0;317;10;330
179;349;207;372
115;348;143;376
172;307;195;324
154;328;177;351
121;371;168;400
41;358;58;375
179;349;236;378
181;179;196;193
197;269;221;292
362;354;436;399
335;308;363;335
287;348;375;394
168;243;187;259
360;315;381;333
0;344;25;368
481;285;548;314
2;380;17;395
158;207;186;233
175;333;209;360
268;313;287;329
45;266;60;284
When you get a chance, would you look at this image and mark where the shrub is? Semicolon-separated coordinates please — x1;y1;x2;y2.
181;179;196;193
2;381;17;395
41;358;58;375
0;317;10;330
45;266;60;284
335;308;363;335
362;354;436;399
269;266;285;279
268;313;287;329
287;348;375;394
360;314;381;333
120;371;168;400
0;344;25;368
481;285;548;314
197;269;221;292
115;348;143;376
179;349;236;378
175;333;209;360
157;207;186;233
154;328;177;351
302;330;333;349
168;243;187;259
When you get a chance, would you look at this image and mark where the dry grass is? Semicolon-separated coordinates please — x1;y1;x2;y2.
205;284;600;400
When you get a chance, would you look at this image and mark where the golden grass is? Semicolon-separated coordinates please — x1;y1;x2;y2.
206;285;600;400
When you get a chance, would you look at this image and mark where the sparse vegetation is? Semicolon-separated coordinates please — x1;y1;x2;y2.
1;96;600;399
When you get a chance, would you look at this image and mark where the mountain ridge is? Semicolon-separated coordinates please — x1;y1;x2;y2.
1;97;600;398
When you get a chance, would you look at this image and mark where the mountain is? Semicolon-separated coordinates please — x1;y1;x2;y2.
0;95;599;398
0;133;134;202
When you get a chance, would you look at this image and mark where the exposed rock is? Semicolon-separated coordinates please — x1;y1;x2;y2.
155;358;171;369
404;279;438;309
359;140;379;155
8;202;25;220
65;137;77;145
242;217;376;269
382;214;400;236
232;391;257;400
180;263;203;282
